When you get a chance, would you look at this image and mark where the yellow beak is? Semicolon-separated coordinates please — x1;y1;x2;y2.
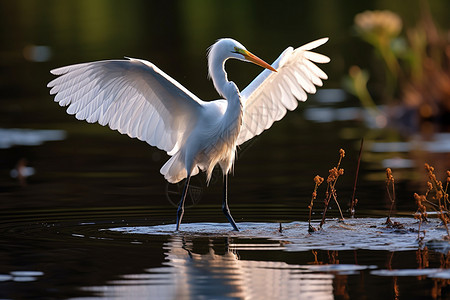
240;49;277;72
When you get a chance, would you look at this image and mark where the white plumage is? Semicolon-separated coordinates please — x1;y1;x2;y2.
47;38;329;231
238;38;329;144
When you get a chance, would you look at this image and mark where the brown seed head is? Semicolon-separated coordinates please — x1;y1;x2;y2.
314;175;324;185
327;167;339;183
386;168;392;176
386;168;394;182
414;193;427;214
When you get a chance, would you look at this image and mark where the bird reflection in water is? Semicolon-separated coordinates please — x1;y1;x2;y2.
82;236;335;299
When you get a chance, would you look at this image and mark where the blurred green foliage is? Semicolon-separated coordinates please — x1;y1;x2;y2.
346;2;450;130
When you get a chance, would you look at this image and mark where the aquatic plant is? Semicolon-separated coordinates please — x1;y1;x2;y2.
414;164;450;239
383;168;406;230
350;139;363;218
319;149;346;229
425;164;450;238
414;193;428;241
308;149;348;233
354;10;402;83
308;175;324;233
307;149;346;232
385;168;396;224
347;4;450;130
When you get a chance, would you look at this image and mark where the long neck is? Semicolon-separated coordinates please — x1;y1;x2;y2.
208;43;243;129
209;55;242;111
209;54;230;98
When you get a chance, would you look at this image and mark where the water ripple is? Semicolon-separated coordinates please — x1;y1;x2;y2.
108;217;450;252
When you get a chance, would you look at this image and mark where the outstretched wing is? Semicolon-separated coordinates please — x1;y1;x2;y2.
237;38;330;145
48;58;204;155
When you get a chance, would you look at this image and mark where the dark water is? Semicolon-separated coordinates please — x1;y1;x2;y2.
2;1;450;299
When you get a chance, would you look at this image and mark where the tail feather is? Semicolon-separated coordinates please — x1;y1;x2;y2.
160;152;199;183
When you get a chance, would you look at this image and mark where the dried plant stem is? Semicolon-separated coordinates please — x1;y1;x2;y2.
423;199;439;209
414;193;428;240
385;168;396;224
331;189;345;221
308;176;324;233
320;149;345;229
387;183;396;217
417;220;423;241
320;184;336;228
424;164;450;238
319;192;332;229
350;139;364;218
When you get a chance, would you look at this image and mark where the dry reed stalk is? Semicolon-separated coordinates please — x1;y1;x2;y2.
414;193;428;241
385;168;396;225
424;164;450;238
350;139;364;218
308;175;324;233
319;149;345;229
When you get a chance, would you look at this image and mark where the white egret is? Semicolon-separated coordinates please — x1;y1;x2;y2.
47;38;330;231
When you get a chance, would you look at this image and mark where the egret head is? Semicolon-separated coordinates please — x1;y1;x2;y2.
231;44;277;72
208;38;277;73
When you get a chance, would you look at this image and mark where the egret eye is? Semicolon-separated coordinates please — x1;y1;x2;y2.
232;47;245;56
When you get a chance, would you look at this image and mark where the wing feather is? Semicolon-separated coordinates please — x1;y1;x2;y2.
48;58;204;155
298;38;329;51
303;51;330;63
237;38;329;145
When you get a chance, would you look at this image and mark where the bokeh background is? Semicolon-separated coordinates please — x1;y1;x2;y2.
1;1;450;299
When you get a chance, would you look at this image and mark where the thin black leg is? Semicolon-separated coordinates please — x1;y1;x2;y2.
222;174;239;231
176;175;191;231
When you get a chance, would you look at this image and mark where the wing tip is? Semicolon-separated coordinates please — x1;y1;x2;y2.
50;68;65;75
299;37;329;51
314;37;329;46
